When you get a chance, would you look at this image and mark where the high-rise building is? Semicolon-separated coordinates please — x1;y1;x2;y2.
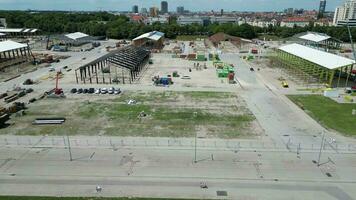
150;7;159;17
333;0;356;25
221;9;224;16
177;6;184;14
132;5;139;13
141;8;148;14
161;1;168;14
318;0;327;18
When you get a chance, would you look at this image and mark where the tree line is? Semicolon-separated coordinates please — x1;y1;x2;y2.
0;11;355;42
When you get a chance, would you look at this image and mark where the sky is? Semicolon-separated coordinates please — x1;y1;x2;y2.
0;0;346;12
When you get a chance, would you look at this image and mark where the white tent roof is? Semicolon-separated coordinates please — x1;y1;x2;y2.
299;33;331;43
0;40;28;53
279;43;355;69
0;33;5;36
65;32;89;40
133;31;164;41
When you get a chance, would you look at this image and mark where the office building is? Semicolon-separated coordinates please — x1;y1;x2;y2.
318;0;327;18
161;1;168;14
150;7;159;17
177;6;184;15
132;5;139;13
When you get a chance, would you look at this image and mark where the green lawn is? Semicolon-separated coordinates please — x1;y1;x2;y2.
0;197;194;200
176;35;207;41
1;91;257;138
288;95;356;136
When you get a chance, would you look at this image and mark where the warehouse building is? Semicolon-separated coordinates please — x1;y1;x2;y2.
51;32;95;47
296;32;342;50
209;32;252;47
75;45;150;84
276;43;355;87
0;40;32;70
132;31;165;49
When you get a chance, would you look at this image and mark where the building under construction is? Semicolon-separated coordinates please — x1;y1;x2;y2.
275;43;355;88
132;31;165;49
75;45;150;84
0;40;33;71
208;32;252;48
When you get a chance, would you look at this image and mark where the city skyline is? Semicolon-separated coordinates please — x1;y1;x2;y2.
0;0;346;12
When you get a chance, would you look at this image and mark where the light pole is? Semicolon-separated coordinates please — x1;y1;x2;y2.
317;131;326;166
193;112;198;163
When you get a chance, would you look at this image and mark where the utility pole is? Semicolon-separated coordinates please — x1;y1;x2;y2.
317;131;325;166
67;135;73;161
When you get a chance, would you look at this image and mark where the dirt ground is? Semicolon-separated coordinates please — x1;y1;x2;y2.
0;91;263;138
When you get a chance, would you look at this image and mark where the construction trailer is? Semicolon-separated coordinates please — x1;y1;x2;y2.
0;40;33;70
75;45;150;84
275;43;355;88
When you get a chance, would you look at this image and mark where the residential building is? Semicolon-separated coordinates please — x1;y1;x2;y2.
132;5;139;13
161;1;168;14
280;17;310;27
333;0;356;25
147;16;169;25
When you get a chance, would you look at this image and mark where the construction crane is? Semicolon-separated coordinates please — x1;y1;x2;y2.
54;72;63;95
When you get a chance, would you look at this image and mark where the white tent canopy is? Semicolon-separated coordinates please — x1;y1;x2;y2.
279;43;355;69
0;40;28;53
65;32;89;40
299;32;331;43
133;31;164;41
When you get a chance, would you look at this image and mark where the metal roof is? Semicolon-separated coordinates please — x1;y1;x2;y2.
279;43;355;70
0;40;28;53
299;33;331;43
65;32;89;40
0;28;38;33
133;31;164;41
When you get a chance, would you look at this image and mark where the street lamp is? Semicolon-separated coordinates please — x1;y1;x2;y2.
193;112;198;163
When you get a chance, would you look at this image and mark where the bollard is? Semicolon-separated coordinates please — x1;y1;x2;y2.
110;139;113;147
86;139;89;146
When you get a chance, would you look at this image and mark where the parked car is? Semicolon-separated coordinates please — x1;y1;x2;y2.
89;88;95;94
49;67;55;72
114;88;121;95
108;87;114;94
71;88;77;93
77;88;83;94
83;89;89;94
95;89;101;94
101;88;108;94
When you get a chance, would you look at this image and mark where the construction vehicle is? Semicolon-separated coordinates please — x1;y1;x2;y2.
281;81;289;88
54;72;63;95
0;106;9;128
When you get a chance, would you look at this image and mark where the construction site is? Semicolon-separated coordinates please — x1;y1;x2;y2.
1;27;356;200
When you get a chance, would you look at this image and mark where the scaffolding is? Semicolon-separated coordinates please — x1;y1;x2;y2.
75;45;150;84
276;43;355;88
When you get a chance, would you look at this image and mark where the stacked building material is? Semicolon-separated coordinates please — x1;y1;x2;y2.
32;117;66;125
